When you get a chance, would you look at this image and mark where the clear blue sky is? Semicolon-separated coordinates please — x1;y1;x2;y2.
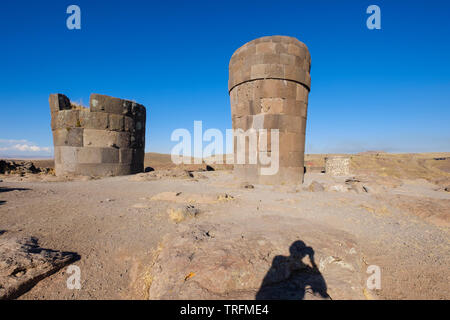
0;0;449;157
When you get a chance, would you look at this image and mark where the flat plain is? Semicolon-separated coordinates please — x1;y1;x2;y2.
0;152;449;300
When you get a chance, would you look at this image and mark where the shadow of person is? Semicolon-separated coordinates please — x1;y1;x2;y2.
256;240;330;300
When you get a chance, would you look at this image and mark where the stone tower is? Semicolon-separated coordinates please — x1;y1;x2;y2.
229;36;311;184
49;93;146;176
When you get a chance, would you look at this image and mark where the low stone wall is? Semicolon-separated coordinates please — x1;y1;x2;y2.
49;93;146;176
325;156;350;176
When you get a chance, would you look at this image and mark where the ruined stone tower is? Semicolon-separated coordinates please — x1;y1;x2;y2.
49;93;146;176
229;36;311;184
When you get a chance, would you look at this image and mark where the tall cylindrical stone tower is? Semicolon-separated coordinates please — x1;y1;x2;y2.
229;35;311;185
49;93;146;177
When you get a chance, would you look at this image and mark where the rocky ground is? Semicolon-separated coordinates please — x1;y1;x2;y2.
0;153;449;300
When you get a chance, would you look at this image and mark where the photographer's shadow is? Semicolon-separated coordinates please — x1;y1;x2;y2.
256;240;330;300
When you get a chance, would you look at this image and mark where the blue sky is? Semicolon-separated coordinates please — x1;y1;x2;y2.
0;0;449;157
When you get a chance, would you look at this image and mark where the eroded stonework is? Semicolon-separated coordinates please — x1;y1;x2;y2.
325;156;350;176
49;93;146;176
229;36;311;184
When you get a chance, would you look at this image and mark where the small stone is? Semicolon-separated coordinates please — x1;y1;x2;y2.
308;181;324;192
328;184;348;192
168;205;200;223
241;182;255;189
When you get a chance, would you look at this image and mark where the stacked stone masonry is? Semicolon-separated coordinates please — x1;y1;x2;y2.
49;93;146;177
229;36;311;184
325;156;350;176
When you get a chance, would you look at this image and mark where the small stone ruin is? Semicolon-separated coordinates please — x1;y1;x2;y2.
49;93;146;177
325;156;350;176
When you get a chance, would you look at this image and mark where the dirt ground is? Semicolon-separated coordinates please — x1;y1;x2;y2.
0;152;449;300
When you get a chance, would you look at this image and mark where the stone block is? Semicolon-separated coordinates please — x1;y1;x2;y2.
262;53;281;65
264;64;284;78
77;147;119;164
280;53;295;65
287;43;302;57
284;100;308;117
232;115;253;131
52;128;83;147
54;110;80;129
119;148;133;164
73;163;127;177
124;116;134;132
54;146;79;174
49;94;71;114
131;103;146;121
256;42;275;54
232;101;254;118
83;129;130;148
277;151;304;167
130;132;144;149
108;114;124;131
274;42;288;54
79;110;109;130
250;64;266;79
259;131;305;154
132;148;145;164
90;93;130;115
261;98;284;114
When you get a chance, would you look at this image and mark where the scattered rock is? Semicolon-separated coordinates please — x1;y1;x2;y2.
0;233;79;300
241;182;255;189
144;167;155;173
39;168;54;175
168;205;200;223
351;184;369;193
307;181;325;192
216;193;234;201
0;160;42;175
345;178;360;183
345;178;368;194
205;165;215;172
327;184;349;192
129;169;196;181
151;192;235;204
186;171;194;178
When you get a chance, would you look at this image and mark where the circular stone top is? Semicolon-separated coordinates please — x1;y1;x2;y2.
228;35;311;92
